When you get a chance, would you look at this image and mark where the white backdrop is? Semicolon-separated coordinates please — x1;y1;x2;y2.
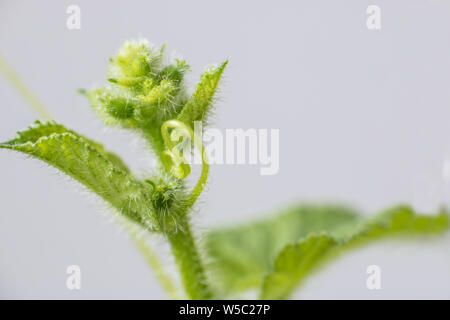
0;0;449;298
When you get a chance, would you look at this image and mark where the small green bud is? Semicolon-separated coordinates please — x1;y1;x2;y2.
114;40;153;78
102;94;135;119
149;172;186;233
140;80;176;105
158;59;189;85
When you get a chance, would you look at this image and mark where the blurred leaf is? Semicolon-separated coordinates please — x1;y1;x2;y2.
0;120;155;228
205;205;449;298
260;205;449;299
204;205;360;294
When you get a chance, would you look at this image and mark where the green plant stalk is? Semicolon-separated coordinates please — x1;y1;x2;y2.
167;216;213;299
186;138;210;210
160;119;213;299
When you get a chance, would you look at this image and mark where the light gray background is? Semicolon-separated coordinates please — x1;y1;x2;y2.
1;0;450;299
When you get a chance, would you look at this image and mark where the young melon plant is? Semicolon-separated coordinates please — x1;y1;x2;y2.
1;39;448;299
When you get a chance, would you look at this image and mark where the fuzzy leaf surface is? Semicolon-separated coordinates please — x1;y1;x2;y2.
178;60;228;128
0;121;155;228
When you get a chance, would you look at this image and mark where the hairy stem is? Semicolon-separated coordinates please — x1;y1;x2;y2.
160;119;212;298
186;155;209;209
167;216;213;299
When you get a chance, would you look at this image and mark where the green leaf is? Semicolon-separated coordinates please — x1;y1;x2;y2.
3;120;131;172
204;205;360;294
178;60;228;128
0;121;155;229
260;205;449;299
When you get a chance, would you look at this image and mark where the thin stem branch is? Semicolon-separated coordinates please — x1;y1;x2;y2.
122;219;181;299
160;119;210;209
186;152;209;210
0;54;53;120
